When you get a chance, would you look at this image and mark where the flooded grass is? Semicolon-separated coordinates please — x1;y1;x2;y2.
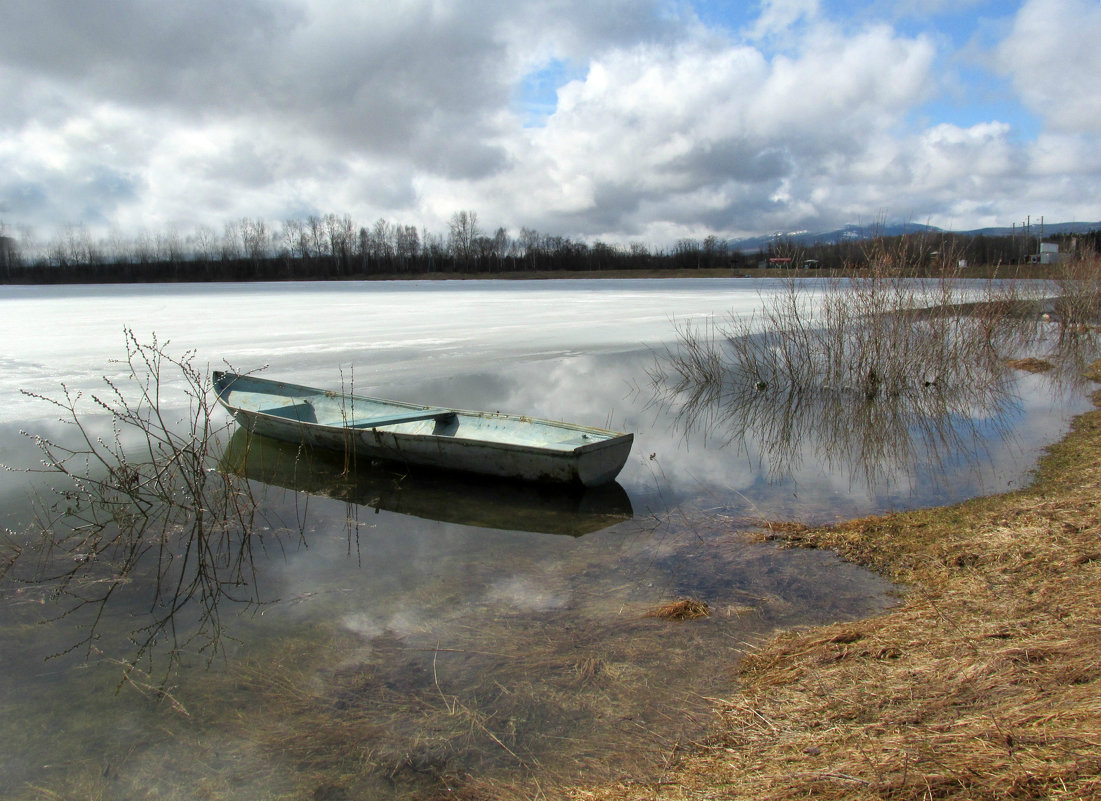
656;245;1101;405
650;248;1101;514
0;486;897;800
576;380;1101;801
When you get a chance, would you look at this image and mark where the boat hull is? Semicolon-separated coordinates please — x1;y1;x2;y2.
212;372;633;487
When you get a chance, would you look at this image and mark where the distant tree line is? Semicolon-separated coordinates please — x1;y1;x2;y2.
0;211;737;283
1;212;1098;284
739;227;1101;274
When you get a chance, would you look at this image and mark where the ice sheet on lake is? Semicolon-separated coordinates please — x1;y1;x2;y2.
0;279;770;421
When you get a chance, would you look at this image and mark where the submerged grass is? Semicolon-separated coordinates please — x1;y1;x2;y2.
7;519;855;800
176;611;723;799
160;513;892;801
645;599;712;620
573;395;1101;798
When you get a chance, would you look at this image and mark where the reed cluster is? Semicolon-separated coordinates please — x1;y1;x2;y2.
663;239;1045;401
652;241;1101;493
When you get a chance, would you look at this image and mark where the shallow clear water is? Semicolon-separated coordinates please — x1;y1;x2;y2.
0;279;1090;800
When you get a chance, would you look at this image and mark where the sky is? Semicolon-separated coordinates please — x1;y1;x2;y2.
1;0;1099;249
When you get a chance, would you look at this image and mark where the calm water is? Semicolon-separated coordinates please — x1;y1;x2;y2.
0;279;1090;800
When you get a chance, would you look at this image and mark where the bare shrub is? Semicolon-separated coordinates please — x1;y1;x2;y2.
8;329;259;685
1047;245;1101;364
648;236;1089;490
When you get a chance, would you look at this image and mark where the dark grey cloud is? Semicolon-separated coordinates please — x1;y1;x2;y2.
1;1;514;174
0;160;140;229
0;0;701;237
0;1;294;100
0;177;50;218
664;141;792;186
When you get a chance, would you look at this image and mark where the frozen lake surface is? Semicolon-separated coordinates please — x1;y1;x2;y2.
0;278;1090;799
2;279;783;419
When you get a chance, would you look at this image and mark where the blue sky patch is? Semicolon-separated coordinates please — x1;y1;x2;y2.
514;58;586;128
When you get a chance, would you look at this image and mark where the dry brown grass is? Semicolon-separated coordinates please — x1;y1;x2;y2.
1006;356;1055;373
571;388;1101;801
645;599;712;621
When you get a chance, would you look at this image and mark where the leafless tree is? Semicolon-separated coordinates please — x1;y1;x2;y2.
369;217;394;259
240;217;269;263
221;220;243;261
192;225;218;262
156;228;184;265
278;219;309;259
325;213;356;264
307;215;327;257
395;224;420;265
448;210;480;261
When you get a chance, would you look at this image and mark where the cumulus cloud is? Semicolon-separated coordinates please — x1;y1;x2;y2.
997;0;1101;134
488;21;936;238
1;0;1099;246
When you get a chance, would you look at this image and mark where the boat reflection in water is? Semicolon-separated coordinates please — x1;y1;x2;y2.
220;429;634;537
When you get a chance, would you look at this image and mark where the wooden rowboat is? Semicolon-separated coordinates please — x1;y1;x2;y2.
212;371;634;487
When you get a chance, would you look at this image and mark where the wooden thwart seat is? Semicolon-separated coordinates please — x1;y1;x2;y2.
260;402;318;423
350;410;457;429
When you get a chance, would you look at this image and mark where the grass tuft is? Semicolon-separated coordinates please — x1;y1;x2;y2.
645;599;711;620
1006;356;1055;373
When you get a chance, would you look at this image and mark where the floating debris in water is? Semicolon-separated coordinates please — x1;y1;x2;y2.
1005;357;1054;373
645;598;711;620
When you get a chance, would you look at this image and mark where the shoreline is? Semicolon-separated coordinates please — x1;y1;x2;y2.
0;262;1068;287
577;378;1101;799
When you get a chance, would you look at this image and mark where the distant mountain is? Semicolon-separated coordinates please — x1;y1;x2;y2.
729;221;1100;253
955;221;1101;238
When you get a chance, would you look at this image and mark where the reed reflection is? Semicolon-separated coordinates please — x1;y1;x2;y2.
650;266;1101;497
652;352;1020;492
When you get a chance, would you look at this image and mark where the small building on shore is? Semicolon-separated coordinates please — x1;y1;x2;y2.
1032;242;1063;265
